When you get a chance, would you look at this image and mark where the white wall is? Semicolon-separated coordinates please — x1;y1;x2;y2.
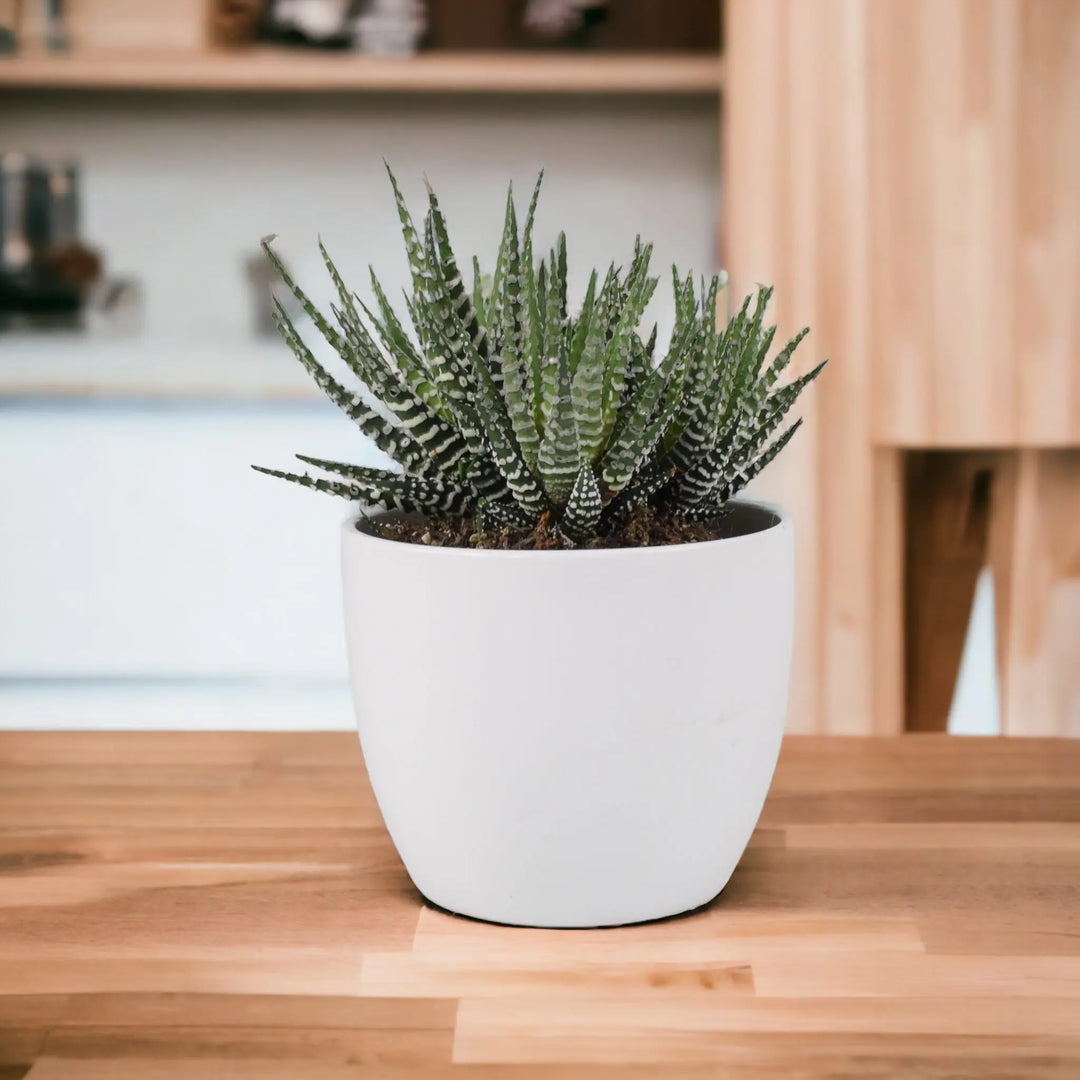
3;92;720;340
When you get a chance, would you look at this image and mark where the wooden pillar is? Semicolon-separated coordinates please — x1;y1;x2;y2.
725;0;1078;736
904;452;999;732
903;449;1079;735
990;450;1080;736
724;0;891;734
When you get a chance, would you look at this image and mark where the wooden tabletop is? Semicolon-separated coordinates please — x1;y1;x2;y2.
1;733;1078;1079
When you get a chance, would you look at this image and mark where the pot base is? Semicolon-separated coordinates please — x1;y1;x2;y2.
417;886;728;930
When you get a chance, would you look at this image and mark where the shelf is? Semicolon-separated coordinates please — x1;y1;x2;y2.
0;48;723;94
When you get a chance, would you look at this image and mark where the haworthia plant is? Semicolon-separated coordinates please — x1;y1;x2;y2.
254;167;825;545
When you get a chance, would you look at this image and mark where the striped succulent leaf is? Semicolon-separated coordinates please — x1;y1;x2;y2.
570;306;607;464
520;172;545;433
674;356;826;514
358;274;448;422
318;245;437;417
271;296;462;483
700;273;720;330
252;463;472;516
488;184;522;339
560;462;603;544
599;246;657;449
480;494;534;529
734;360;827;467
604;460;677;522
600;320;696;492
425;180;487;361
255;169;824;539
722;418;803;501
679;418;804;523
470;335;548;518
530;259;550;432
545;234;569;346
384;162;429;299
536;345;581;506
672;267;697;339
271;302;426;468
471;256;487;330
664;294;751;473
623;323;654;405
420;214;479;409
493;191;542;471
261;239;350;364
567;270;598;376
762;325;811;390
569;263;620;461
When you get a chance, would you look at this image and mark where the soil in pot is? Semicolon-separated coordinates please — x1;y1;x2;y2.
366;500;780;551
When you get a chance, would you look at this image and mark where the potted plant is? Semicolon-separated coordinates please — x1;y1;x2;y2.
256;168;824;928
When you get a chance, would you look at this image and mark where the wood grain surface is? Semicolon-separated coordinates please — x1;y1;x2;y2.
1;733;1078;1079
725;0;1080;737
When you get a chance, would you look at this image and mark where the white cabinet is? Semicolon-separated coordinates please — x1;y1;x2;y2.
1;399;382;679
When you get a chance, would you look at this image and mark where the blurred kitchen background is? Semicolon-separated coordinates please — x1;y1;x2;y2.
0;0;1076;736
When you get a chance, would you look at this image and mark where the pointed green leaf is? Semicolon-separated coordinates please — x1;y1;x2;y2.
723;418;803;501
560;462;603;543
384;163;428;297
361;269;448;420
762;325;810;390
600;319;696;491
496;193;541;471
470;330;548;519
270;302;434;475
545;233;568;347
536;343;580;506
253;462;473;516
426;178;488;359
600;243;656;450
605;460;676;521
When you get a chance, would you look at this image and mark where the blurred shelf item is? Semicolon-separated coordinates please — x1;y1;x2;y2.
67;0;209;53
0;337;323;400
0;48;723;93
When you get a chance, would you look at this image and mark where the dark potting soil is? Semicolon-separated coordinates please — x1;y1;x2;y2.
365;502;778;552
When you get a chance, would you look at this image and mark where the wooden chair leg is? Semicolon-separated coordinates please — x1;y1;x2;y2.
873;448;905;735
989;449;1080;737
904;452;997;732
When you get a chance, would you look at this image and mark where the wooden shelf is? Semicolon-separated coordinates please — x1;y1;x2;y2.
0;49;723;94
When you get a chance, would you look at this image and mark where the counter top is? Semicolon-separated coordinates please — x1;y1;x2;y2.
1;732;1078;1077
0;338;320;401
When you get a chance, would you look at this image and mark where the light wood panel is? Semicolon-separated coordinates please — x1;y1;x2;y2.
725;0;822;735
870;0;1080;447
726;0;1079;735
991;449;1080;735
725;0;882;734
0;49;723;94
872;448;906;736
1;732;1078;1078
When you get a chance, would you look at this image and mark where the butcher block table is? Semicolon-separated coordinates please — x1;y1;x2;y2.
1;733;1078;1079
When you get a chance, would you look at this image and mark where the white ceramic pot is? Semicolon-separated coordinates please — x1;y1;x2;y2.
341;500;794;928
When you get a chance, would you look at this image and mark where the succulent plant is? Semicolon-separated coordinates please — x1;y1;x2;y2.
254;168;824;546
